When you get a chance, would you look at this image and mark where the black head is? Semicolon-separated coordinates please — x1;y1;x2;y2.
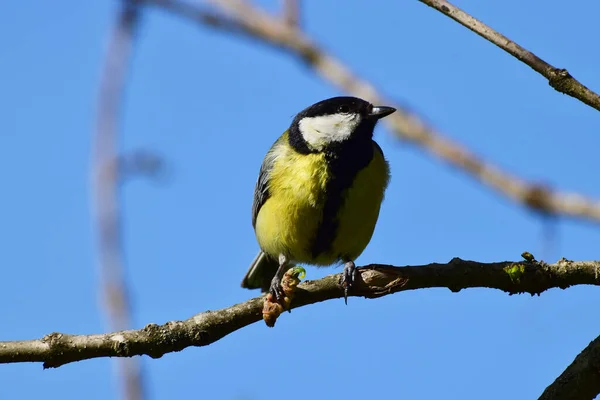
288;96;395;153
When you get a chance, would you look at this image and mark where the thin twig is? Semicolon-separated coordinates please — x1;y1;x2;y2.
418;0;600;113
282;0;299;27
150;0;600;224
92;1;145;399
0;258;598;368
538;334;600;400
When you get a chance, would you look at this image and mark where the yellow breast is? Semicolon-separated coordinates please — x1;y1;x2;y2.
254;142;389;266
255;145;329;262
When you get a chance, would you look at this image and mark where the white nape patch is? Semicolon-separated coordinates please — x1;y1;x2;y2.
298;113;361;150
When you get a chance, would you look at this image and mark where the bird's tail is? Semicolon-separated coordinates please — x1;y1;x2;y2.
241;251;279;292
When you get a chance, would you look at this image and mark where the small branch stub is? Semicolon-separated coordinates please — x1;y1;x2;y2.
263;266;306;327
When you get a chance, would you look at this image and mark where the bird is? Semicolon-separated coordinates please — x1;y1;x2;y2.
240;96;395;303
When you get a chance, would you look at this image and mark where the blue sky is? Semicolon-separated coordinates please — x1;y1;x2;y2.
2;0;600;399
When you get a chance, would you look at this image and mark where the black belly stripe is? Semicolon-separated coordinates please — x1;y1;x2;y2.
310;137;374;259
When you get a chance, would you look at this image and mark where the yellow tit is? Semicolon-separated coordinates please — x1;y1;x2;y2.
241;96;395;302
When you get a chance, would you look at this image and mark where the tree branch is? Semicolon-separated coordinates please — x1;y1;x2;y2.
418;0;600;113
92;1;145;399
282;0;299;27
1;258;597;368
538;334;600;400
149;0;600;225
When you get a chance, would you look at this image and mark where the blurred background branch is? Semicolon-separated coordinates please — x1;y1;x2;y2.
91;1;146;399
282;0;299;27
150;0;600;225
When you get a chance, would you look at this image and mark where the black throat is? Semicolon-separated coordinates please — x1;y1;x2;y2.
312;136;374;259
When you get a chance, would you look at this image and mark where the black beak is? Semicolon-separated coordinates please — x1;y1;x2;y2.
369;105;396;120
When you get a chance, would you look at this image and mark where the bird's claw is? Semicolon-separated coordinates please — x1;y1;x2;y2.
269;275;285;303
339;261;357;305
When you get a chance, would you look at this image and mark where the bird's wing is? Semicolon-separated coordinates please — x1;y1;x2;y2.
251;132;287;228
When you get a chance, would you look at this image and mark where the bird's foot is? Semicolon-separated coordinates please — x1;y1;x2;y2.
339;261;357;305
269;274;285;303
268;254;289;304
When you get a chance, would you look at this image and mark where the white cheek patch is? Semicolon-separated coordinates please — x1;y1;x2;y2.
298;113;361;150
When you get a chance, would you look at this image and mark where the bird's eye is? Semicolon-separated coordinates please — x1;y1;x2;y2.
337;105;350;113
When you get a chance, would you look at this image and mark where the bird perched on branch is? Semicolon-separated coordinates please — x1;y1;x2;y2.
241;96;395;303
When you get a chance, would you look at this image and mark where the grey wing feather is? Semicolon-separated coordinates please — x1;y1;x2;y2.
251;133;286;228
251;168;270;228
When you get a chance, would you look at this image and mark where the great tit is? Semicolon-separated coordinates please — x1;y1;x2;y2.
241;96;395;302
